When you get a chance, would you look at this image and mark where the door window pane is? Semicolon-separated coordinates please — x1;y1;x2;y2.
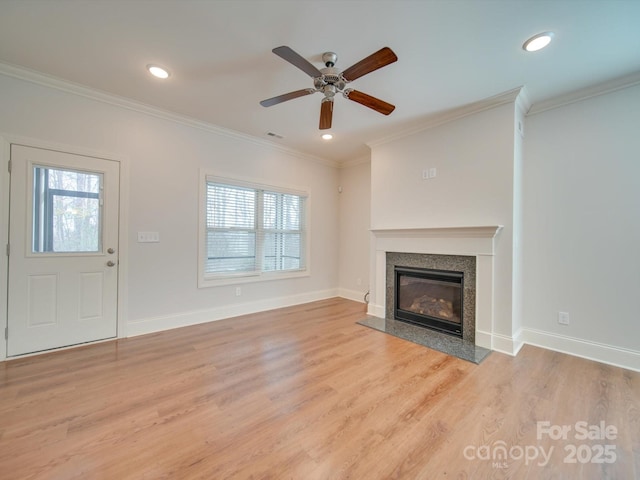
32;166;102;253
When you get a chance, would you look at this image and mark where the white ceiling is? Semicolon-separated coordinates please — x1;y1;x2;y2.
1;0;639;163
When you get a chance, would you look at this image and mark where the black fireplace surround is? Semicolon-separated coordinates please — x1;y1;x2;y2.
394;266;464;337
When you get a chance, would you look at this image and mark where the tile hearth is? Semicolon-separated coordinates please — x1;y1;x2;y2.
357;316;491;364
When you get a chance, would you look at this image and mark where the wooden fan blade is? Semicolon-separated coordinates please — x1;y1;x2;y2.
341;47;398;82
272;46;323;78
319;99;333;130
345;90;395;115
260;89;315;107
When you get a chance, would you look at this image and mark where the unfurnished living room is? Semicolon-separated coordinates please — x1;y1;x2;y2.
0;1;639;479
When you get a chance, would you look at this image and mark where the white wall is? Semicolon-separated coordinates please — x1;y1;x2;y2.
512;97;527;338
522;83;640;366
0;72;340;345
4;67;637;370
369;102;518;345
337;159;371;304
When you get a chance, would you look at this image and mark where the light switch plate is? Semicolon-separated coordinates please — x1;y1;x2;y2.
138;232;160;243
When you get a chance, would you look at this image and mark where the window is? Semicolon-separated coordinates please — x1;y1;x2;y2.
200;175;308;286
32;165;102;253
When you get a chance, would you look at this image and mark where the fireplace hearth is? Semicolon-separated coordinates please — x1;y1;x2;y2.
395;266;463;337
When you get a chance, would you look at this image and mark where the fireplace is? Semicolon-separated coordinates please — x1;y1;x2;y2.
394;266;463;337
385;251;476;344
372;226;502;350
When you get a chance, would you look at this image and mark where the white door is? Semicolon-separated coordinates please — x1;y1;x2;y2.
7;144;120;356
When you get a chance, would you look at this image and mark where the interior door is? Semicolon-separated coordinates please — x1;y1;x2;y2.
7;144;120;356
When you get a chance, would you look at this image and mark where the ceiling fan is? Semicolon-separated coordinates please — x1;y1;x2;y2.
260;46;398;130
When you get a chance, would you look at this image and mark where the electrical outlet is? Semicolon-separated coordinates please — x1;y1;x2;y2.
558;312;570;325
235;287;242;297
429;167;437;178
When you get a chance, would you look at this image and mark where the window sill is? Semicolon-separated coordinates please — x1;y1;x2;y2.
198;269;309;289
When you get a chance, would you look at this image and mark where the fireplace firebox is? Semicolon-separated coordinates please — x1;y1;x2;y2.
394;266;463;337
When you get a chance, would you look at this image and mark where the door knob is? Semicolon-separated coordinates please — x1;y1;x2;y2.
107;248;115;254
106;260;116;267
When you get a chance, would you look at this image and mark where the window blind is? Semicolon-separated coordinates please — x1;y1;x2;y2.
205;180;306;277
206;183;257;274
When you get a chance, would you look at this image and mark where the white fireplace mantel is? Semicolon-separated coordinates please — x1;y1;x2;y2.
371;225;503;238
369;225;503;349
371;225;503;257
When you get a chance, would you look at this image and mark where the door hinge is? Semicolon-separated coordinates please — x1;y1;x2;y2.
4;327;7;340
7;159;11;173
5;243;9;257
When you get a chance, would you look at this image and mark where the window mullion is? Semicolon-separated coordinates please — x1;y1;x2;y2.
45;181;54;252
256;189;264;274
276;194;284;270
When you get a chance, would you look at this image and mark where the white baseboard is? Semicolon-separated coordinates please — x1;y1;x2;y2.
337;288;367;304
522;328;640;372
491;328;525;356
127;288;339;337
513;329;525;355
470;327;639;372
127;295;640;372
474;330;493;350
7;290;638;373
367;303;385;318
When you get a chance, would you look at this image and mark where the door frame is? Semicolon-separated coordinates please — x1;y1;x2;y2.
0;134;130;361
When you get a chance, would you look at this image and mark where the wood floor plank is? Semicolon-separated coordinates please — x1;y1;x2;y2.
0;298;638;479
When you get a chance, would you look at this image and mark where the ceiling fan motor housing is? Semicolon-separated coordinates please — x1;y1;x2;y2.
315;66;346;92
322;52;338;67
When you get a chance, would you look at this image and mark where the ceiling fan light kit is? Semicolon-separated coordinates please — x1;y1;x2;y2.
260;46;397;130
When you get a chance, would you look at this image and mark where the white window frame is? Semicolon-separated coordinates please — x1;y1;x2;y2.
198;171;310;288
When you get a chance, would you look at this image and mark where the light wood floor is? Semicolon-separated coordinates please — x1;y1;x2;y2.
1;298;638;479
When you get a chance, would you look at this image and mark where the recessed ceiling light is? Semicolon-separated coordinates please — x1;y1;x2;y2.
322;133;333;140
523;32;554;52
147;64;170;79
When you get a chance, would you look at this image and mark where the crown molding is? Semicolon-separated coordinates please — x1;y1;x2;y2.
367;87;523;149
515;85;532;114
339;153;371;169
0;61;339;168
528;71;640;116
